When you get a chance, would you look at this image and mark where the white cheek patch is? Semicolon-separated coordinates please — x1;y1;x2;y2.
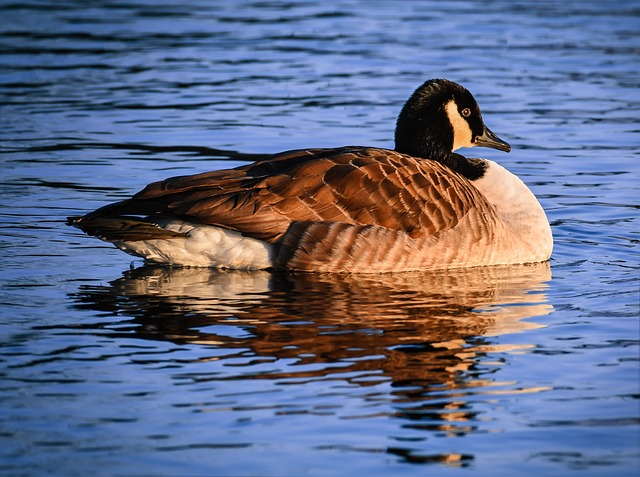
445;100;474;151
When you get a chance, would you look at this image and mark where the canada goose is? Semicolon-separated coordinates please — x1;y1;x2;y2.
68;79;553;273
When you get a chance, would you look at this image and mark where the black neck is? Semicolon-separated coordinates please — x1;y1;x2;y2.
394;143;488;181
394;112;487;180
439;153;488;181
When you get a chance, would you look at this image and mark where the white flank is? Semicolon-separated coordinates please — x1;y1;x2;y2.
470;160;553;263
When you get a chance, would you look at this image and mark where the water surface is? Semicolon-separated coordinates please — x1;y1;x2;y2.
0;1;638;476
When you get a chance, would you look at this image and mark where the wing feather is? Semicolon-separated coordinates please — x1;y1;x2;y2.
78;146;492;245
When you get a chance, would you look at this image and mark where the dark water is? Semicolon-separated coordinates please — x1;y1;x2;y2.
1;1;639;476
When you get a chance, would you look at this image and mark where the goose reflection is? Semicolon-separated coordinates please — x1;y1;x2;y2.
70;264;552;464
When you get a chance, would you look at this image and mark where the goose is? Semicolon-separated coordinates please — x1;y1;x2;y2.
67;79;553;273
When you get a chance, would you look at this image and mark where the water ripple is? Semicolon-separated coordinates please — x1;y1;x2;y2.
1;1;639;475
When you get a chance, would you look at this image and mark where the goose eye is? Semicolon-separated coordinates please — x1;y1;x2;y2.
461;108;471;117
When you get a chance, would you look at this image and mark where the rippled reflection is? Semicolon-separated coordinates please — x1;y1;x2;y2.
69;263;552;462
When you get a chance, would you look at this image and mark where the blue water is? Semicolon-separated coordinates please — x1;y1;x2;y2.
1;1;638;476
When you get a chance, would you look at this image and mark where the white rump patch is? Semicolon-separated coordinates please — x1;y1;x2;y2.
112;218;274;269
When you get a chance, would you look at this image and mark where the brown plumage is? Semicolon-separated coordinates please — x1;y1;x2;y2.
68;79;552;272
70;146;503;272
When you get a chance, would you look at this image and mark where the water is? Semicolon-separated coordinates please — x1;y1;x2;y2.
1;1;638;475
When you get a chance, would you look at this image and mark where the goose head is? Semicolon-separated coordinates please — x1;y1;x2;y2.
395;79;510;162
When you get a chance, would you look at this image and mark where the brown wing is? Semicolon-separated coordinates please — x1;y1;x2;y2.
79;146;484;243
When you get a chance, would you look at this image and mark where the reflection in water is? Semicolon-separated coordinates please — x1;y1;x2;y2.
70;264;552;465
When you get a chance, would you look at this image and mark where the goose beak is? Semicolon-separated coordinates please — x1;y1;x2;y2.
475;127;511;152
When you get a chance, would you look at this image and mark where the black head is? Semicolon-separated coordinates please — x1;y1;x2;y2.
394;79;510;163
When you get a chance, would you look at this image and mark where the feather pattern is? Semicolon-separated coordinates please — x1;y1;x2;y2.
70;146;536;272
68;79;553;272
